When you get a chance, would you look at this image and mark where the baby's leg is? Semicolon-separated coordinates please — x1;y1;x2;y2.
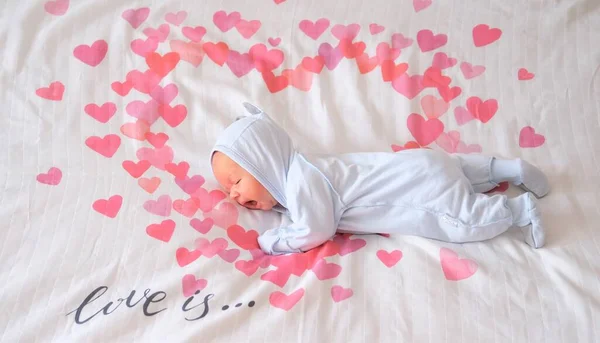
452;154;550;198
451;192;545;248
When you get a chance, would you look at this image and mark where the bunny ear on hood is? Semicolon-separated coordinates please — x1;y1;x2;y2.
210;102;295;209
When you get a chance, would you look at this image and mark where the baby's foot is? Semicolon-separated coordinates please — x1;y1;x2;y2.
520;193;546;248
515;159;550;198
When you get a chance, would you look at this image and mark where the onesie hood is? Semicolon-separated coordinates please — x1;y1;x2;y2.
210;103;295;209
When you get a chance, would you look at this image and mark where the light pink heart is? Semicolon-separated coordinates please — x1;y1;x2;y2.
456;141;482;154
299;18;330;40
136;146;174;170
460;62;485;79
268;37;281;47
376;249;403;267
218;248;240;263
165;11;187;26
421;95;449;119
376;42;400;63
143;24;170;42
391;33;413;50
226;51;254;78
73;40;108;67
331;23;361;41
190;218;214;234
146;219;175;242
37;167;62;185
195;237;228;258
122;8;149;29
191;188;227;213
206;202;239;229
269;289;305;311
413;0;432;12
440;247;478;281
143;194;172;216
331;285;353;302
332;234;366;256
519;126;545;148
182;274;207;297
126;100;161;124
213;10;241;32
170;40;204;67
175;175;205;194
318;43;343;70
130;37;158;57
44;0;69;16
311;259;342;280
436;131;460;153
150;84;178;105
235;19;261;39
182;26;206;42
416;29;447;52
369;23;385;35
454;106;475;126
432;52;457;70
392;73;425;99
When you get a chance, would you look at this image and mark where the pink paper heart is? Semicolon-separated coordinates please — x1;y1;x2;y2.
195;237;228;258
191;188;226;213
440;247;478;281
36;81;64;101
431;52;457;70
391;33;413;50
413;0;432;12
181;274;207;297
235;19;261;39
416;29;447;52
84;102;116;123
268;37;281;47
146;219;175;242
369;23;385;35
122;8;149;29
261;269;292;288
165;11;187;26
136;146;174;170
299;18;330;40
175;175;205;194
376;42;400;63
190;218;214;234
376;249;403;267
206;202;239;229
218;248;240;263
126;99;161;124
392;73;425;100
143;194;172;216
143;24;170;42
226;50;254;78
332;234;366;256
150;84;178;105
130;37;158;57
37;167;62;185
460;62;485;79
331;24;361;41
318;43;343;70
269;289;305;311
331;285;353;302
73;40;108;67
92;195;122;218
44;0;69;16
311;259;342;280
421;95;449;119
519;126;545;148
454;106;475;126
182;26;206;42
213;10;241;32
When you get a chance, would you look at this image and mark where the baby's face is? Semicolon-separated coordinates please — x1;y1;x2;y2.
211;152;278;211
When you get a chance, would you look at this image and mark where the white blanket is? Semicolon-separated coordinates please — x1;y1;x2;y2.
1;0;599;341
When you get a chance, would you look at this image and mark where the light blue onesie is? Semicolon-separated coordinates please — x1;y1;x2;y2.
210;103;544;255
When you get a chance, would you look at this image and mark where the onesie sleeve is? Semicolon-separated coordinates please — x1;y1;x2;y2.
257;161;340;255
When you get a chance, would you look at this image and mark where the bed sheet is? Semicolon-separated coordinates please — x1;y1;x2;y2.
1;0;600;342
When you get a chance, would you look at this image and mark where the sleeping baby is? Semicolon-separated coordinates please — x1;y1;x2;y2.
210;102;549;255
